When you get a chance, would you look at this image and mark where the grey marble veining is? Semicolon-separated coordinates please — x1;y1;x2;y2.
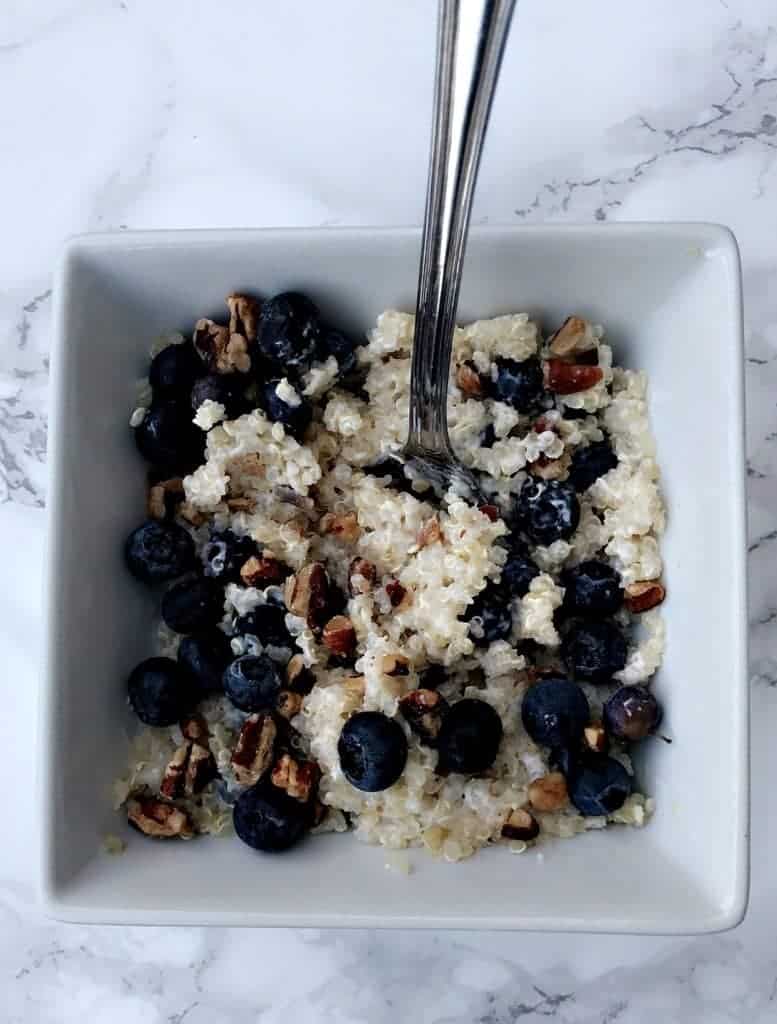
2;1;776;1020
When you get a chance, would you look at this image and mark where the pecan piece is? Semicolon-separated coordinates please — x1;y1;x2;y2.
399;688;449;745
322;615;356;656
583;722;608;754
226;496;256;513
180;714;209;744
159;744;189;800
127;797;194;839
178;501;208;527
285;654;316;695
240;554;289;587
193;317;251;374
417;516;442;548
226;292;260;342
276;689;304;720
479;503;499;522
161;740;216;799
271;753;320;803
528;451;571;481
501;808;540;841
320;511;361;543
147;477;184;520
385;578;410;610
231;713;277;786
545;359;603;395
624;580;666;613
547;316;594;358
455;361;484;398
348;557;377;596
528;772;569;812
285;562;331;628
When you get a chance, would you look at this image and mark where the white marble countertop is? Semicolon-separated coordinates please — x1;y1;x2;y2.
2;1;776;1020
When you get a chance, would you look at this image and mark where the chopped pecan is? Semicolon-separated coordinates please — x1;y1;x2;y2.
320;511;361;543
226;292;260;342
285;654;316;694
276;690;304;719
161;740;216;799
193;317;251;374
533;414;558;434
382;653;410;677
385;578;410;610
147;477;184;520
399;688;448;745
178;501;208;527
127;797;194;839
226;496;257;513
231;713;277;786
322;615;356;655
584;722;608;754
160;744;189;799
501;808;540;841
240;554;289;587
547;316;594;358
479;504;499;522
528;772;569;812
417;516;442;548
624;580;666;613
285;562;331;628
528;451;571;481
348;557;377;596
180;714;209;744
545;359;603;395
456;361;484;398
271;753;320;803
342;675;365;707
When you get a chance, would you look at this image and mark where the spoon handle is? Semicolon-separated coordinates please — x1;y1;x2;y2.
407;0;516;458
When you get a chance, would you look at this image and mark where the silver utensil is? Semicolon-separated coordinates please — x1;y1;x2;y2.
403;0;516;501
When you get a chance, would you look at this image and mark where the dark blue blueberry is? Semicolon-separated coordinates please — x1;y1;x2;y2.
134;400;205;472
491;357;545;412
501;550;540;598
233;781;309;852
201;530;261;583
161;577;224;634
178;630;232;695
604;685;662;741
561;560;623;618
568;440;618;492
521;676;589;749
127;656;191;726
149;342;202;400
436;698;503;775
561;620;628;684
567;754;632;816
338;711;408;792
191;373;246;420
316;325;361;376
514;479;580;546
235;603;292;648
223;654;283;712
465;582;512;647
125;519;195;583
257;292;320;372
261;380;313;440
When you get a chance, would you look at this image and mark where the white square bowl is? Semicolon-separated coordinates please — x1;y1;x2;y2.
42;225;748;931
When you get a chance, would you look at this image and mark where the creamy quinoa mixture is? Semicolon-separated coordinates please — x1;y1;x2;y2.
115;292;666;862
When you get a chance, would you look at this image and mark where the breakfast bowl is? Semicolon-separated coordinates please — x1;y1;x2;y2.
41;224;747;931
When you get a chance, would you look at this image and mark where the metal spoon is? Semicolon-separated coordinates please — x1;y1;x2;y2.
401;0;516;502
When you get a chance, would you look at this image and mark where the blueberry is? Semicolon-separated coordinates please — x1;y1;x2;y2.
603;685;662;741
338;711;408;792
501;549;540;598
235;604;292;648
149;342;202;400
127;656;191;726
480;423;497;449
201;530;261;583
161;577;224;634
125;520;195;583
491;357;545;412
261;380;313;440
233;781;309;852
191;374;246;420
568;440;618;492
520;676;590;749
316;325;361;376
420;664;447;690
514;480;580;546
561;620;628;684
257;292;320;372
561;560;623;618
566;754;632;816
134;400;204;472
436;698;503;775
223;654;283;712
464;582;512;647
178;630;232;694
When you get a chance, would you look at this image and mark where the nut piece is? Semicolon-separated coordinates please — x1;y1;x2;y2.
528;772;569;812
382;653;410;677
342;675;366;704
348;557;377;596
231;713;278;786
276;689;304;720
479;504;499;522
240;554;289;587
226;496;257;513
159;744;189;799
226;292;260;342
528;451;572;481
161;740;216;799
193;317;251;374
322;615;356;656
455;361;484;398
180;714;209;744
501;808;540;842
584;722;608;754
624;579;666;613
320;511;361;543
545;359;603;395
548;316;594;358
385;578;410;610
417;516;442;548
127;797;194;839
285;654;316;695
285;562;331;629
271;753;320;803
147;477;184;520
399;688;449;745
178;501;208;527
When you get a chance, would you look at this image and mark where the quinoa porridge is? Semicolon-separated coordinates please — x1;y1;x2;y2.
116;292;666;861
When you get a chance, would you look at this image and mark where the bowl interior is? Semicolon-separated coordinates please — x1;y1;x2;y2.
43;225;747;930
